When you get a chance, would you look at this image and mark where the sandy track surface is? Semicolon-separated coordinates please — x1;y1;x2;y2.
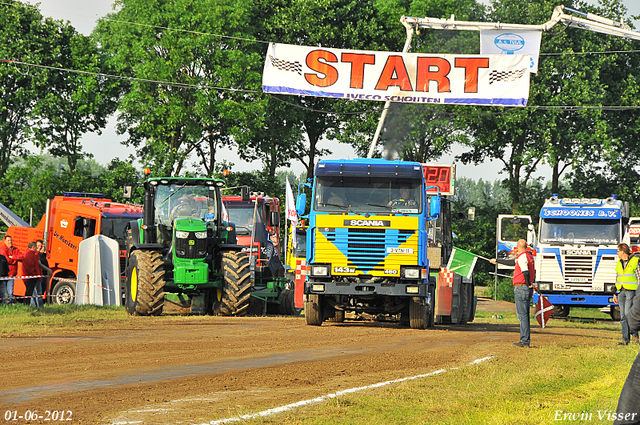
0;300;617;424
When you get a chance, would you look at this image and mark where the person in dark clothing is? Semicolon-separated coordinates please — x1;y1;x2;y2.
615;283;640;424
490;239;536;347
0;253;9;303
35;240;51;308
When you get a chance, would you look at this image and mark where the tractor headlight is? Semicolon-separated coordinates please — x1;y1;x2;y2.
195;231;207;239
175;231;189;239
402;267;421;279
311;265;330;276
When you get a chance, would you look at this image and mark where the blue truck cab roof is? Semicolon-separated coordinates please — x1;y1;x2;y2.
315;158;424;179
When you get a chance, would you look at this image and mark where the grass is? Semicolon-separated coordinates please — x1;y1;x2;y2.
0;303;130;335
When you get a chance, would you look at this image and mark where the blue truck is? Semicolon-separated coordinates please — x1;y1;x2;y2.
296;158;476;329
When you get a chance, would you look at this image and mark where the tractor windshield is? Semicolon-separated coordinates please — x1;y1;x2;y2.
154;183;218;242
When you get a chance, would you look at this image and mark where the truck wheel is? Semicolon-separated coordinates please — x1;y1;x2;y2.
305;294;323;325
126;250;165;316
551;305;570;318
279;289;302;316
427;285;435;328
217;251;252;316
409;297;429;329
610;305;621;321
50;280;77;305
459;282;470;325
467;280;476;323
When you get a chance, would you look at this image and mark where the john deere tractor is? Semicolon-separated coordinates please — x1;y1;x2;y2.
124;176;251;316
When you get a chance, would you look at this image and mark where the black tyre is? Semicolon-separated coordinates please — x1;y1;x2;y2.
125;250;165;316
427;285;435;328
551;305;570;318
50;280;77;305
467;279;477;323
279;288;302;316
327;309;345;322
459;282;470;324
217;251;252;316
305;294;323;325
610;305;621;321
409;297;429;329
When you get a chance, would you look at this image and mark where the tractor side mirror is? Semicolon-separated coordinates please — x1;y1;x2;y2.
241;186;250;202
296;193;307;216
429;196;441;220
123;185;133;200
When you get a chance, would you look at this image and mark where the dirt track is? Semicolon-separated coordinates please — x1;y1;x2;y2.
0;299;619;424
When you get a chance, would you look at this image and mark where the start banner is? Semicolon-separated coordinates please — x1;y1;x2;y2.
263;42;531;107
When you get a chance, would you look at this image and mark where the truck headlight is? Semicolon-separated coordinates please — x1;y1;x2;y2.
195;231;207;239
175;231;189;239
605;284;616;294
402;267;421;279
311;265;329;276
538;283;551;291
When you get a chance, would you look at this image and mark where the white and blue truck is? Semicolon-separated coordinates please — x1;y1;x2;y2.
533;195;628;319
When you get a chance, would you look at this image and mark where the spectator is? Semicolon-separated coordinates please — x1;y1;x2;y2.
0;251;8;304
35;240;51;308
614;243;640;345
0;235;23;304
22;241;42;307
614;281;640;423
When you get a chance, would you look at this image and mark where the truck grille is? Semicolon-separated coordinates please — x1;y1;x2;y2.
321;228;415;273
563;255;593;284
175;234;207;259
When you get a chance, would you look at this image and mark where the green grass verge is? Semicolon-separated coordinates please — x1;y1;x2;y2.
0;303;129;335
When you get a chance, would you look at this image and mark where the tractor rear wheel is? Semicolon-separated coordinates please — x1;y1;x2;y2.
217;251;252;316
125;250;165;316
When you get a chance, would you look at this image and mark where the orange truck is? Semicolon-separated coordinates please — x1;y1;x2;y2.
4;193;143;304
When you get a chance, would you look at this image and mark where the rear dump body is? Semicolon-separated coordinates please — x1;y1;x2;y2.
534;196;624;314
6;195;143;302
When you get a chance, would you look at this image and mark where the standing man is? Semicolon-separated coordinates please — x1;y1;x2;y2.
0;235;23;304
491;239;535;347
35;239;51;307
22;242;41;306
613;243;639;346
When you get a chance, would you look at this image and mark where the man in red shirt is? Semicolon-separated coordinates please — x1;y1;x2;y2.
491;239;536;347
22;241;42;306
0;235;23;304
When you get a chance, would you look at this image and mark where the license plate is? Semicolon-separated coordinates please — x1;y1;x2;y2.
387;247;413;254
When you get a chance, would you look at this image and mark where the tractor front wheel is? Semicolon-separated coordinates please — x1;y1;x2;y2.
125;250;165;316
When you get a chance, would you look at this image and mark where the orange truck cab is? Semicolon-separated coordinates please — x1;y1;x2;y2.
5;193;143;304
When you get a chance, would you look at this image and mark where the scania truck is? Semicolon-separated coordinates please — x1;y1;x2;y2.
533;195;627;319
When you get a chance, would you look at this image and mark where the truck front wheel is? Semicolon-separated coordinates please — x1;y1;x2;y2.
50;280;76;305
409;296;433;329
305;294;323;325
125;250;165;316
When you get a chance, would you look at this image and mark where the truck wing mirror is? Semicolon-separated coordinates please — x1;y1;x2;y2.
429;196;441;220
296;193;307;216
271;211;280;227
241;186;250;202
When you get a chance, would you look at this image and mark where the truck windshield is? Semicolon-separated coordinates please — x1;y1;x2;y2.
314;176;422;213
225;203;261;236
539;218;620;245
155;184;217;229
101;216;139;242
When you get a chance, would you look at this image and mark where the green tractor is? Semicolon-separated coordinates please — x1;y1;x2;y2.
124;176;252;316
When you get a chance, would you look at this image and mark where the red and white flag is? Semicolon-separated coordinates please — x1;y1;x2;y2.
535;293;554;328
285;177;298;248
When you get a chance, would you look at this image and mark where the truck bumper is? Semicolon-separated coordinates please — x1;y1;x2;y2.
306;281;427;297
533;293;614;307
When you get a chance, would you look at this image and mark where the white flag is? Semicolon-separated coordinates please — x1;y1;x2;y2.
480;30;542;73
285;178;298;248
222;201;229;223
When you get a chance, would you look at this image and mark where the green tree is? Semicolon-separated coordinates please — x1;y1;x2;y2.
0;1;62;175
34;27;118;172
